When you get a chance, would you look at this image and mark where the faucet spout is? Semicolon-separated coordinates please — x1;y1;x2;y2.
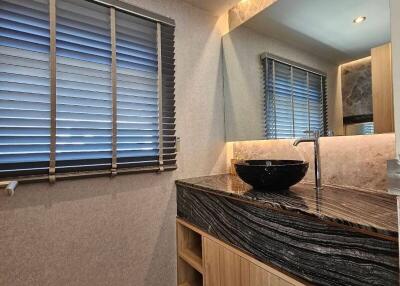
293;131;322;191
293;138;314;146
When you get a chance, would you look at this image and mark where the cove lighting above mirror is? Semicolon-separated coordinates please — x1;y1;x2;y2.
223;0;393;141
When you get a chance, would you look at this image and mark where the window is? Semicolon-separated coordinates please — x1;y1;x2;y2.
0;0;176;180
263;56;328;139
344;122;374;136
360;122;374;135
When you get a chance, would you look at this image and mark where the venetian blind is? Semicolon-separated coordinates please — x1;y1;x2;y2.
264;57;327;139
0;0;176;180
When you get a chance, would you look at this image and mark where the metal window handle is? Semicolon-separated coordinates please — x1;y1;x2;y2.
0;181;18;197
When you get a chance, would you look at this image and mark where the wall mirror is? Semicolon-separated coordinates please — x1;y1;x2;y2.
223;0;393;141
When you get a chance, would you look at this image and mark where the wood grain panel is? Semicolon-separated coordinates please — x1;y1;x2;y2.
204;238;221;286
371;42;394;133
240;258;250;286
249;262;270;286
241;257;296;286
220;247;241;286
278;279;295;286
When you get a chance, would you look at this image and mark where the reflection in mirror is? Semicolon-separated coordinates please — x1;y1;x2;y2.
341;57;374;135
223;0;392;141
263;55;328;139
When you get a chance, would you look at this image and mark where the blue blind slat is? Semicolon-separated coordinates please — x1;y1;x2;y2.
55;0;112;170
57;17;110;38
0;10;48;29
57;89;110;102
116;10;159;163
57;0;109;25
118;87;157;96
118;75;157;86
118;67;157;79
57;56;110;71
57;80;111;93
0;45;49;61
0;18;49;38
0;0;50;172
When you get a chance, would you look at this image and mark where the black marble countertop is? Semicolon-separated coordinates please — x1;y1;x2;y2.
176;174;398;239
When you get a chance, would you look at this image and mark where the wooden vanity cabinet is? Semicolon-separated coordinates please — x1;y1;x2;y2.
176;219;306;286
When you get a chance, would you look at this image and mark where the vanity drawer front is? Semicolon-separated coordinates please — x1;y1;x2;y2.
204;236;301;286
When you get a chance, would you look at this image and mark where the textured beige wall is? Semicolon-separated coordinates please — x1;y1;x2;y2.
0;1;229;285
391;0;400;155
233;133;395;192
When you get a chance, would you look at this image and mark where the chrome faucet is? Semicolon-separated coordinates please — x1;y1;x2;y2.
293;130;322;191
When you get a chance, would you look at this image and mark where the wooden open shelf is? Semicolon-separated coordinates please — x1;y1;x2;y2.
177;255;203;286
177;221;203;273
178;248;203;274
177;221;204;286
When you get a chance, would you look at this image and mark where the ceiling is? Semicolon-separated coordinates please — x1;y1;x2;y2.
183;0;240;16
244;0;391;64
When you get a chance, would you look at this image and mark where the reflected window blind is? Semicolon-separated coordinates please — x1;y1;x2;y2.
0;0;176;180
361;122;374;135
264;57;327;139
358;122;374;135
0;0;50;177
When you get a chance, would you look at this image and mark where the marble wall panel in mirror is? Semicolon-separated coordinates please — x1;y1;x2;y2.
223;0;393;141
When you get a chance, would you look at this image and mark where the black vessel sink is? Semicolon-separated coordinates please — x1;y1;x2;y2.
234;160;309;191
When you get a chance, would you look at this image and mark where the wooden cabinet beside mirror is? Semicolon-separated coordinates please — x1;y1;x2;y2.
371;43;394;133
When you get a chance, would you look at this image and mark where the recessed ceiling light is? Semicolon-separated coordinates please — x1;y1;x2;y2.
353;16;367;24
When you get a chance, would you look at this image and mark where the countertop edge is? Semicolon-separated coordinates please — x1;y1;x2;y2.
175;178;398;241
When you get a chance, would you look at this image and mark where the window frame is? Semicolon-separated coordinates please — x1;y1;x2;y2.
0;0;176;182
262;53;328;139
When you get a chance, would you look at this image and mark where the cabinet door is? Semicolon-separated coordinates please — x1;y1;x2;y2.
242;259;269;286
204;238;242;286
204;238;221;286
220;247;241;286
241;258;295;286
204;237;297;286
